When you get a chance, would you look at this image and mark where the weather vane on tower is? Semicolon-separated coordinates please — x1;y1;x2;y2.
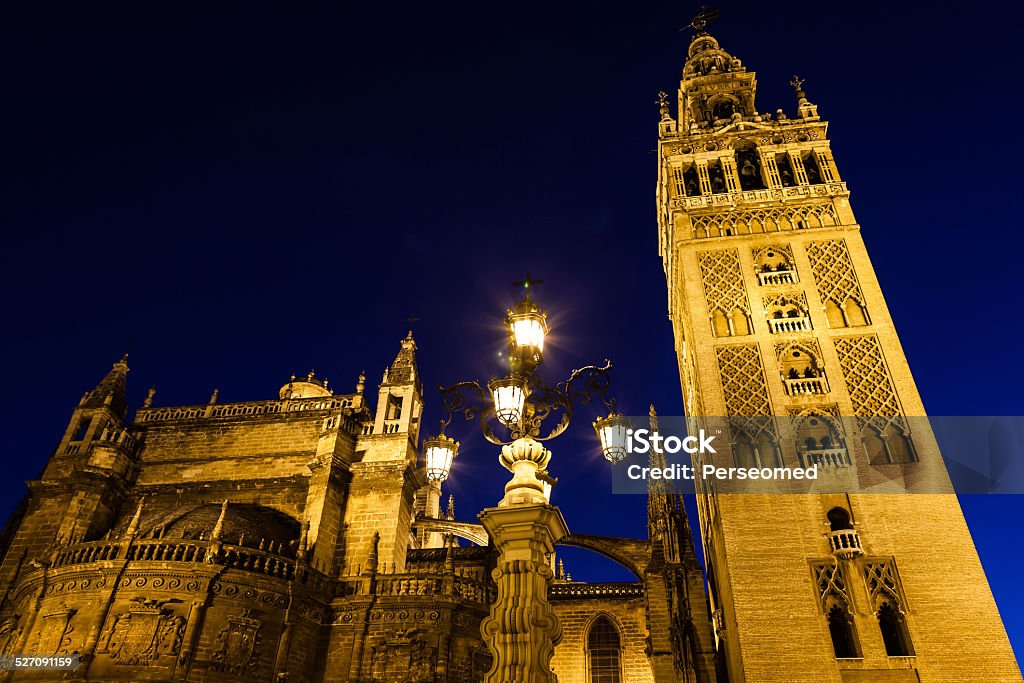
681;6;720;35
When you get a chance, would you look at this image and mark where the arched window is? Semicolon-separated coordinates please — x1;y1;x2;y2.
827;507;853;531
827;604;859;658
735;147;765;190
712;99;735;120
877;602;914;656
588;616;621;683
882;426;915;464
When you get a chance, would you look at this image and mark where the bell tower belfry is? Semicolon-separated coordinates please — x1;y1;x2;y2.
656;14;1020;683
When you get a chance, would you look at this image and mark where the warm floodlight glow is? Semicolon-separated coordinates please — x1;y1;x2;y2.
490;376;528;428
424;433;459;482
594;412;631;464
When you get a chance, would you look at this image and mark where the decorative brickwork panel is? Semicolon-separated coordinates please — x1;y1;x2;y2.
716;345;770;417
811;561;851;612
862;559;908;611
698;249;749;315
715;345;775;439
833;335;904;432
691;202;838;239
805;239;865;307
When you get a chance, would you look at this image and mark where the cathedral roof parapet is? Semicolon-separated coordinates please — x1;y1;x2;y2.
549;582;644;599
134;393;365;427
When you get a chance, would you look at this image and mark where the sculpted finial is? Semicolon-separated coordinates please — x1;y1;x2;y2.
656;91;671;119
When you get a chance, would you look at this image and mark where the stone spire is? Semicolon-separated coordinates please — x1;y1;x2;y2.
125;497;144;538
82;354;130;418
385;331;420;390
210;500;228;542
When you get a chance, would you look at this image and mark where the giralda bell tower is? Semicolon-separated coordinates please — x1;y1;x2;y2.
655;11;1021;683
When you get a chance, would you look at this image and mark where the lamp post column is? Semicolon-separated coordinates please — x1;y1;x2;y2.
479;501;568;683
478;436;568;682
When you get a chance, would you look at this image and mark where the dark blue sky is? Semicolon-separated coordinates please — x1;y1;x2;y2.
2;1;1021;663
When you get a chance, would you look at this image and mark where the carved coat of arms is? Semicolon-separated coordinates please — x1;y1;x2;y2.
97;599;185;666
37;606;76;655
210;608;262;675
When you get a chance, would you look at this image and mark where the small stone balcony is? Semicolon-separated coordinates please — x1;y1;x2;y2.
828;529;864;557
757;269;797;286
801;448;851;468
768;316;811;333
785;377;827;396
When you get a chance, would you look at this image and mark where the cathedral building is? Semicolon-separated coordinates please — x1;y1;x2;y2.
0;334;713;682
655;14;1021;683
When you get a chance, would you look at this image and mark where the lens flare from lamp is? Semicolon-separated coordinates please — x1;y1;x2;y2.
424;433;458;482
594;412;630;464
489;376;528;428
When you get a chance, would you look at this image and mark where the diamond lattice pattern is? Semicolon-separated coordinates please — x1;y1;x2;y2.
699;249;749;315
833;335;904;432
805;239;865;306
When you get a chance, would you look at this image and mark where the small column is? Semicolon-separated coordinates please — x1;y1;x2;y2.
789;152;809;186
816;150;839;182
424;479;443;548
695;161;712;196
759;151;781;188
671;166;686;197
720;156;741;193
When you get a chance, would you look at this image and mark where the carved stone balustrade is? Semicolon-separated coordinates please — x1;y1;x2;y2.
768;316;811;333
785;377;827;396
549;582;644;599
757;269;797;285
828;529;863;557
801;448;851;468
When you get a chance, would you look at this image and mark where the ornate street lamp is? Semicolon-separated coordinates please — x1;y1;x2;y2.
594;403;631;464
437;275;616;682
424;428;459;482
506;297;548;375
488;375;529;430
439;287;615;502
419;423;460;549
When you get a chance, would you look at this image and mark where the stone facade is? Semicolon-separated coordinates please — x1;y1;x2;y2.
656;23;1022;683
0;333;715;682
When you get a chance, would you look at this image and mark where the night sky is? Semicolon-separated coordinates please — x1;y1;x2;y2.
2;1;1021;663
